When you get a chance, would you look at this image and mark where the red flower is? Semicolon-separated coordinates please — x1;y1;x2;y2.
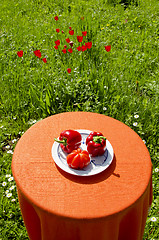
66;38;70;43
77;46;81;51
17;50;23;57
82;31;87;36
62;30;64;33
55;40;60;46
54;16;58;21
67;68;71;73
54;45;58;49
85;42;92;49
62;49;67;54
64;45;67;48
56;28;60;33
77;36;83;42
69;27;72;30
68;48;73;53
81;45;87;52
69;41;74;47
42;58;47;63
34;50;41;58
105;45;111;52
69;30;74;35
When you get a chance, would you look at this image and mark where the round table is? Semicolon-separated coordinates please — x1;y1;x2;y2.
12;112;152;240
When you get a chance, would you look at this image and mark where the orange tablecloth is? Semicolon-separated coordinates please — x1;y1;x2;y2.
12;112;152;240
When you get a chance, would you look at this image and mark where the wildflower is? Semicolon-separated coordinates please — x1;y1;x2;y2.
6;193;12;198
81;45;87;52
82;31;87;36
133;122;138;127
55;40;60;46
69;30;74;35
68;48;73;53
5;190;9;194
17;50;23;57
56;28;60;33
11;139;17;143
6;174;11;178
150;217;157;222
34;50;41;58
101;27;104;30
5;145;10;149
142;140;146;144
85;42;92;49
69;27;72;30
54;16;58;21
77;46;81;51
69;41;74;47
64;45;67;48
66;38;70;43
62;49;67;54
105;45;111;52
42;58;47;63
155;168;159;173
2;182;7;187
134;114;139;119
103;107;107;111
0;125;4;128
77;36;83;42
8;177;14;182
7;150;13;154
11;199;16;202
54;45;58;50
9;186;15;190
67;68;71;74
62;30;64;33
107;24;110;27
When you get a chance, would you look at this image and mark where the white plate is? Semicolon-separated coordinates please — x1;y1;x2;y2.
52;130;114;176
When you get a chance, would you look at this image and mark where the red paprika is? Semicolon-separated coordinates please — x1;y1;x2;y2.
86;132;106;157
67;148;90;169
54;130;82;153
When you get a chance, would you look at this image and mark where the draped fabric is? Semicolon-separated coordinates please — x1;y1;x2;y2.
12;112;152;240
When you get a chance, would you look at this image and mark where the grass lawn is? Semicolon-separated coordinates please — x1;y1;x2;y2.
0;0;159;239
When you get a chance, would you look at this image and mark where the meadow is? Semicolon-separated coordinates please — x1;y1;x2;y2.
0;0;159;239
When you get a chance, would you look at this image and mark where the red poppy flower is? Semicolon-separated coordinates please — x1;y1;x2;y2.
69;41;74;47
77;46;81;51
64;45;67;48
68;48;73;53
55;40;60;46
81;45;87;52
62;49;67;54
54;45;58;49
54;16;58;21
42;58;47;63
77;36;83;42
67;68;71;73
17;50;23;57
69;30;74;35
85;42;92;49
66;38;70;43
56;28;60;33
62;30;64;33
34;50;41;58
105;45;111;52
82;31;87;36
69;27;72;30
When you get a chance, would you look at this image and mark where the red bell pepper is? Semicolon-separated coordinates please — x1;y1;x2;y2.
86;132;106;157
54;130;82;153
67;148;90;169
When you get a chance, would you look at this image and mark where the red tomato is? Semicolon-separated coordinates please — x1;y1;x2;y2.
66;148;90;169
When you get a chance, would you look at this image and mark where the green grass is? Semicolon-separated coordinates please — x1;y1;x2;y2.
0;0;159;239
